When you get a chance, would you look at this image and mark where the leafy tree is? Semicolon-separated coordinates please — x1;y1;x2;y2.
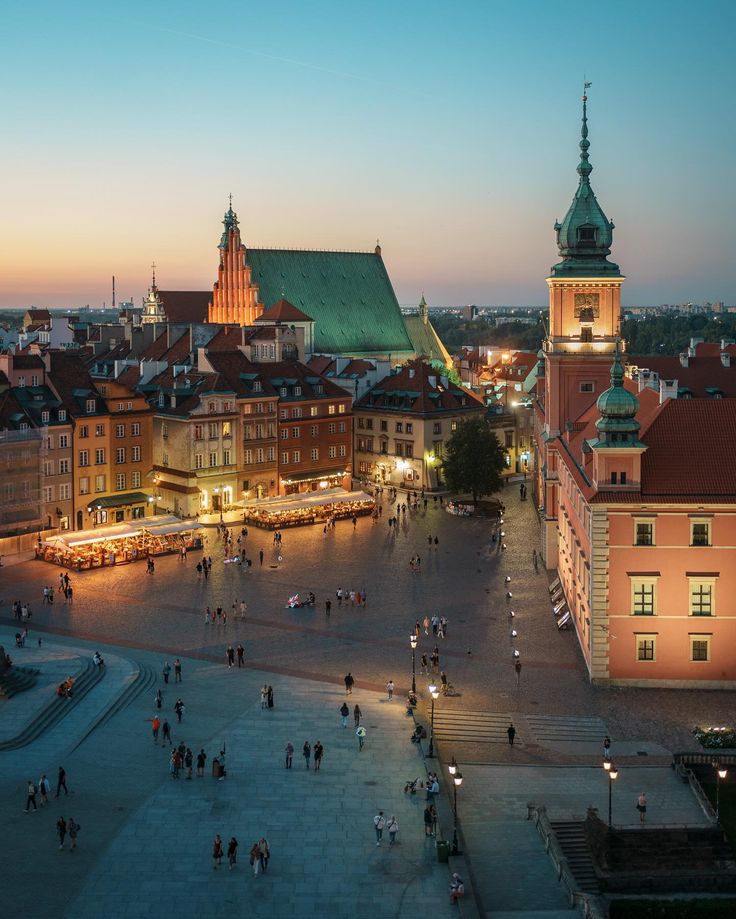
442;416;506;505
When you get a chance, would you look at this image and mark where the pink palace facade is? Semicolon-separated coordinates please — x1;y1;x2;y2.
534;93;736;687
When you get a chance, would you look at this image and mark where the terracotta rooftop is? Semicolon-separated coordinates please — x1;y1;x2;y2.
356;361;485;415
257;298;314;324
628;345;736;398
158;291;210;324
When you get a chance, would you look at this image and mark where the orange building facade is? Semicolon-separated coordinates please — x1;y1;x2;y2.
535;93;736;687
207;202;264;326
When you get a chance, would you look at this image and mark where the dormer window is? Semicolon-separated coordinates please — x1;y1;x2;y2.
577;225;597;246
253;381;262;393
41;411;50;423
86;399;96;413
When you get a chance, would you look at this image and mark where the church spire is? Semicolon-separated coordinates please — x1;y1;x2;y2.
551;85;620;278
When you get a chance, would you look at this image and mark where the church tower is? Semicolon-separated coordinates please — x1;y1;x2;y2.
207;198;264;325
543;87;624;438
141;264;166;324
537;87;625;566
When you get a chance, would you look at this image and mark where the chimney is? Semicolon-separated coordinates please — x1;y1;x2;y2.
679;352;689;368
408;368;415;379
720;338;734;350
721;351;731;368
688;336;703;356
659;378;678;403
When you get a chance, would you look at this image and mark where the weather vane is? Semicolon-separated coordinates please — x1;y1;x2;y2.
583;79;592;100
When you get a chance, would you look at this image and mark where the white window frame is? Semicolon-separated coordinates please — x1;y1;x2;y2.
633;517;655;547
690;518;711;547
635;633;657;662
689;577;716;617
690;634;711;663
630;577;657;616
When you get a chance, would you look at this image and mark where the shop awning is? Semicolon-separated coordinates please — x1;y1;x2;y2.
281;468;348;484
89;491;152;509
145;520;203;536
59;523;143;547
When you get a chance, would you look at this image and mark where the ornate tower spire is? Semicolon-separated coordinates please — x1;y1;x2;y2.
551;84;620;277
594;344;643;445
208;198;263;325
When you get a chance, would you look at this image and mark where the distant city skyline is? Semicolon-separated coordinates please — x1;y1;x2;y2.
1;0;734;310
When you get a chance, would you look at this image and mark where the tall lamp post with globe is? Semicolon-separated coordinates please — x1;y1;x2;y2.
448;757;463;855
427;684;439;757
410;634;417;695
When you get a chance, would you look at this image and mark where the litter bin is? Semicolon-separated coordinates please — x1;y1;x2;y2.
436;840;450;863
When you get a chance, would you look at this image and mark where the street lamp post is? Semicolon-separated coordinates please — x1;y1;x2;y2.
715;763;728;824
410;634;417;695
604;760;619;828
427;684;439;757
448;757;463;855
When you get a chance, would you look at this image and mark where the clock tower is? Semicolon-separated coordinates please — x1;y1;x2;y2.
537;87;625;564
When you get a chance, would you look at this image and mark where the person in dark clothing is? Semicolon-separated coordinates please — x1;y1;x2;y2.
507;723;516;746
55;766;68;798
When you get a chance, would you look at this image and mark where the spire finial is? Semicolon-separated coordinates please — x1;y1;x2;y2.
228;192;233;209
151;261;157;289
578;81;593;179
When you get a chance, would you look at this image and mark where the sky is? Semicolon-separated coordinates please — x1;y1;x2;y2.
1;0;735;309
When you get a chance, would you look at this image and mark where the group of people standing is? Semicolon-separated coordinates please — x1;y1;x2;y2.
211;834;270;876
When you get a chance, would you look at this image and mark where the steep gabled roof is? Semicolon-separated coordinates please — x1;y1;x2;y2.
403;315;452;365
356;361;484;416
247;248;413;355
158;291;210;324
257;298;313;323
47;352;107;417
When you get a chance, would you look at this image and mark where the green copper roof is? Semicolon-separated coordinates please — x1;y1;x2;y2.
551;91;621;278
403;315;451;365
594;348;643;444
246;248;414;356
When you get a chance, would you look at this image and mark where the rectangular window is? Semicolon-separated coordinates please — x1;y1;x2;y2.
631;579;656;616
396;422;403;433
433;422;441;435
338;404;345;414
328;405;336;415
292;427;300;438
338;422;346;433
267;447;275;462
59;434;69;449
59;483;71;500
380;420;387;432
79;476;89;495
162;453;169;467
95;448;105;465
58;410;66;422
209;422;219;438
328;446;337;459
311;425;318;437
132;446;141;462
292;408;302;419
451;420;458;432
689;579;715;616
256;448;264;463
79;450;89;467
281;429;289;440
280;410;288;420
86;399;96;413
358;418;365;429
635;521;654;546
636;635;656;661
610;472;618;485
328;423;336;434
620;471;627;485
690;635;711;662
95;474;105;492
195;453;203;469
505;431;514;448
281;451;289;464
209;452;218;467
339;444;346;457
116;448;125;464
194;424;203;440
311;448;319;461
116;473;126;491
43;485;53;503
222;421;231;437
292;451;300;463
244;450;253;465
366;419;373;430
691;521;711;547
31;375;39;387
95;424;104;437
310;406;318;417
294;386;302;396
405;444;414;458
223;450;231;466
406;423;413;434
131;423;140;437
79;425;88;438
115;424;125;438
580;382;595;393
131;471;141;488
41;410;50;423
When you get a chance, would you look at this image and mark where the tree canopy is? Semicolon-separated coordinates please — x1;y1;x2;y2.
442;416;506;505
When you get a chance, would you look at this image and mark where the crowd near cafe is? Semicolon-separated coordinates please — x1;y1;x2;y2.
243;488;375;529
35;515;203;570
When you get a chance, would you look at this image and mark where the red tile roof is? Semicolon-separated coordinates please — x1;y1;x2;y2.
158;291;210;324
628;349;736;397
356;360;484;415
257;298;313;323
307;355;334;375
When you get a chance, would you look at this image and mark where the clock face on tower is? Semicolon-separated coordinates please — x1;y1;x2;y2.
574;292;600;317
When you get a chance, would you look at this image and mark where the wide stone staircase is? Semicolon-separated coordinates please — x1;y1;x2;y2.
0;665;40;699
549;820;600;894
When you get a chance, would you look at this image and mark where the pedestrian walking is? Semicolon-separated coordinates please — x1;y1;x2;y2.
174;659;182;683
285;742;294;768
258;837;270;873
325;599;331;618
420;653;429;675
55;766;68;798
374;811;385;845
260;685;268;709
637;792;647;823
162;661;171;684
162;719;172;746
259;548;264;566
344;672;354;695
213;834;224;869
514;658;522;688
226;645;235;668
387;816;399;845
249;842;261;876
227;837;238;870
68;817;79;851
423;805;434;836
236;643;245;667
340;702;349;727
155;688;163;710
532;549;538;572
25;779;38;812
303;740;311;769
197;748;207;777
184;747;193;779
174;698;184;722
314;741;324;770
603;735;611;760
151;715;160;743
57;816;67;849
386;680;394;701
507;723;516;746
353;704;362;727
356;726;367;750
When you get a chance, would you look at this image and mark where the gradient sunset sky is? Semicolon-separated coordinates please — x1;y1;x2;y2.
2;0;734;309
